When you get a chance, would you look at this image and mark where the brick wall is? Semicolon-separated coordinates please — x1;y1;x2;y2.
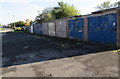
117;8;120;48
84;17;88;42
66;19;69;37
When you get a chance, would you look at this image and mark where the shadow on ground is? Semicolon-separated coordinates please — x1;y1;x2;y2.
2;31;117;67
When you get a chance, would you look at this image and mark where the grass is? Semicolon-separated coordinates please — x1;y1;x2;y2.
14;27;22;30
113;49;120;53
0;28;5;31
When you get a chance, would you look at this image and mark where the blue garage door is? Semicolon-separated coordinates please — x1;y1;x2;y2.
88;13;117;43
33;24;37;34
38;24;43;34
34;24;43;34
68;19;76;38
68;18;84;40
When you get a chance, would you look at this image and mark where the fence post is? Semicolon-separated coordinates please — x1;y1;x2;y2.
117;7;120;48
84;17;88;42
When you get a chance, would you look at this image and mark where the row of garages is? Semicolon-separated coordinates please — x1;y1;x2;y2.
27;10;120;47
28;19;68;38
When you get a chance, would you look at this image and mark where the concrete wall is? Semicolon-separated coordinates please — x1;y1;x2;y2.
117;8;120;48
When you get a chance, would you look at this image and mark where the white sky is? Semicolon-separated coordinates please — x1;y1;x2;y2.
0;0;119;25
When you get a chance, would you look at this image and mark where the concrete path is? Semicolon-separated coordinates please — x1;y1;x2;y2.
1;51;118;77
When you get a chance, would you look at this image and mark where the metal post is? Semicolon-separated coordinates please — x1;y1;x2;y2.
37;11;40;16
13;15;15;28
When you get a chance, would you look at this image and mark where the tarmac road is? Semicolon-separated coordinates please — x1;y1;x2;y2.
1;31;118;77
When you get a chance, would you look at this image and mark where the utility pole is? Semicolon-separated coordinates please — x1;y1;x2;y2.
13;15;15;28
37;11;40;16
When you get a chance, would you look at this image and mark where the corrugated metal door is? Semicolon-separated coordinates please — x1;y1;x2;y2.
32;24;35;33
48;22;55;36
30;26;33;33
34;24;38;34
29;26;31;33
68;19;77;38
37;24;42;34
76;18;84;40
56;20;67;38
42;23;48;35
101;14;117;43
56;20;61;37
68;18;84;40
33;24;38;34
88;16;101;43
88;13;117;43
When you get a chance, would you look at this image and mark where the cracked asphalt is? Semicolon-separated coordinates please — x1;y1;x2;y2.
0;31;118;77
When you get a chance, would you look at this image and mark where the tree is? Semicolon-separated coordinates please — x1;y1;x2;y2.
25;19;31;26
52;1;80;19
96;1;119;10
35;1;80;23
36;8;53;23
113;1;120;7
8;21;25;28
30;20;34;25
8;23;14;28
16;21;25;27
96;1;113;10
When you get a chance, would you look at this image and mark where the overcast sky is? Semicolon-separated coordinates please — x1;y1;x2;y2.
0;0;119;25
